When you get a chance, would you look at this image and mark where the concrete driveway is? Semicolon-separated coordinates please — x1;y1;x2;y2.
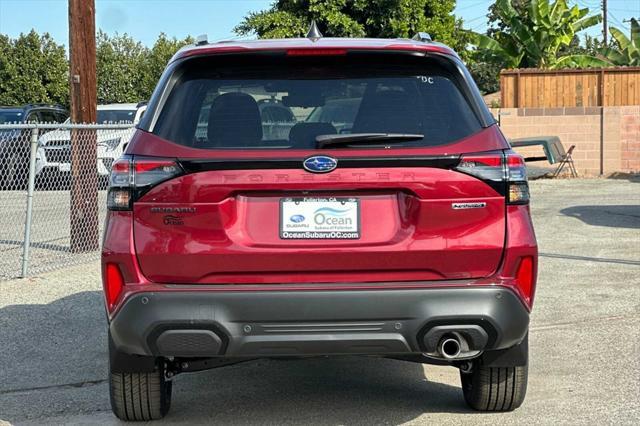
1;178;639;425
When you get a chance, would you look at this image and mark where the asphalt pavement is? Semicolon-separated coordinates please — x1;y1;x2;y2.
0;178;639;425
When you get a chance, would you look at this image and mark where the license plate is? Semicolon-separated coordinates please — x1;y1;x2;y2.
280;197;360;239
58;163;71;172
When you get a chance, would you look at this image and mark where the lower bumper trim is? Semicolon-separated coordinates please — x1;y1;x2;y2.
109;286;529;358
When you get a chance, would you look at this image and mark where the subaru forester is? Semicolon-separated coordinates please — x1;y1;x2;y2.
103;33;537;421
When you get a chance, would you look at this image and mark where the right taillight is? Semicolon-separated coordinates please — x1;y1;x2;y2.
107;155;183;211
506;152;529;205
456;151;529;205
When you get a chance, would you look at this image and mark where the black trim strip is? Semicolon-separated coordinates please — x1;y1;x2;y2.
179;155;461;173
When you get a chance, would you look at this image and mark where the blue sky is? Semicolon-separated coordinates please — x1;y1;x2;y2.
0;0;638;47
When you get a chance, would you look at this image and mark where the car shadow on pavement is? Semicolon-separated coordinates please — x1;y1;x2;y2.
560;205;640;229
166;357;469;424
0;291;469;424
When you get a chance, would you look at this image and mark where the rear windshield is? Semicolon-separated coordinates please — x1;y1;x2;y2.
152;55;483;150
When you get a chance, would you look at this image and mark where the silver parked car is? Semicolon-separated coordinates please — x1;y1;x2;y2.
36;103;146;185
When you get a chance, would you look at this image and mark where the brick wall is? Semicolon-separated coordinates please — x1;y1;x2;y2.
620;106;640;172
490;106;640;176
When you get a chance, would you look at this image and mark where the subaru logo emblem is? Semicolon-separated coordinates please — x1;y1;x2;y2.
290;214;305;223
303;156;338;173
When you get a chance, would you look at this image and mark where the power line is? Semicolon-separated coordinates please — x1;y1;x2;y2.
609;8;640;13
456;0;491;12
574;0;600;6
608;10;631;31
573;0;600;8
464;15;487;25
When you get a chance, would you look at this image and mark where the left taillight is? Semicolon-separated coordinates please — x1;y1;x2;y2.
107;155;183;211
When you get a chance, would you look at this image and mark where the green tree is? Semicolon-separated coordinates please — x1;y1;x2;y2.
0;34;14;104
486;0;528;38
469;0;608;69
559;34;606;57
96;32;193;103
140;33;193;99
600;19;640;66
466;50;502;94
0;30;68;106
235;0;469;54
96;31;149;104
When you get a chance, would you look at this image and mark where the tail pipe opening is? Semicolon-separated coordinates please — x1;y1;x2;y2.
421;325;489;361
438;335;463;359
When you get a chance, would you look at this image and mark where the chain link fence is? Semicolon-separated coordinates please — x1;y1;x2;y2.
0;123;134;280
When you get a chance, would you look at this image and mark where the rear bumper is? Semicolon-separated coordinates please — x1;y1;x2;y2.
109;286;529;359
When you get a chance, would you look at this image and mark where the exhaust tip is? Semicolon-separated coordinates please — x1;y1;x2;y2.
438;337;462;359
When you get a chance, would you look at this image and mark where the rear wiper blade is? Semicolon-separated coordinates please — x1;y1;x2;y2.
316;133;424;149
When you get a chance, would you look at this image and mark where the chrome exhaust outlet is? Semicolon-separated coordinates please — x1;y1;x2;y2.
438;336;462;359
423;328;482;360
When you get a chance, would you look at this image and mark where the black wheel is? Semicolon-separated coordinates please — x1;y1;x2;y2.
460;361;528;412
109;362;172;421
0;141;29;190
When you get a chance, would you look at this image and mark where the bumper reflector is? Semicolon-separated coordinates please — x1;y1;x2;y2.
105;263;125;312
515;256;535;306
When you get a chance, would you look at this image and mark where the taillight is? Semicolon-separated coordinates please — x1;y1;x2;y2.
455;151;529;205
107;155;183;211
515;256;535;306
456;153;505;182
104;263;125;312
505;152;529;204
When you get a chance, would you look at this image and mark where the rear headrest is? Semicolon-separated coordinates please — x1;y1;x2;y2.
289;122;337;149
352;89;423;135
207;93;262;147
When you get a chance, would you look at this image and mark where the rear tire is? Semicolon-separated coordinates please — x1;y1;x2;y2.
460;361;528;411
109;362;172;421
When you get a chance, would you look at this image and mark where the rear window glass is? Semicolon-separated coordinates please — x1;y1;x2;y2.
152;55;482;150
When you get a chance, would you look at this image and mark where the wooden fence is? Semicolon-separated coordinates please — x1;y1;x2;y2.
500;67;640;108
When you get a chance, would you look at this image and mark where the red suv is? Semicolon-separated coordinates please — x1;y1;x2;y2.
103;34;537;421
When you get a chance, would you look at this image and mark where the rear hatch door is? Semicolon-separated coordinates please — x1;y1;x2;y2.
130;51;508;284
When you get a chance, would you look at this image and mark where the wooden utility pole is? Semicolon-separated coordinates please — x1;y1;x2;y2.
602;0;608;45
69;0;98;252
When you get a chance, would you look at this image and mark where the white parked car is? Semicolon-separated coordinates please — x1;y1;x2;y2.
35;103;146;180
